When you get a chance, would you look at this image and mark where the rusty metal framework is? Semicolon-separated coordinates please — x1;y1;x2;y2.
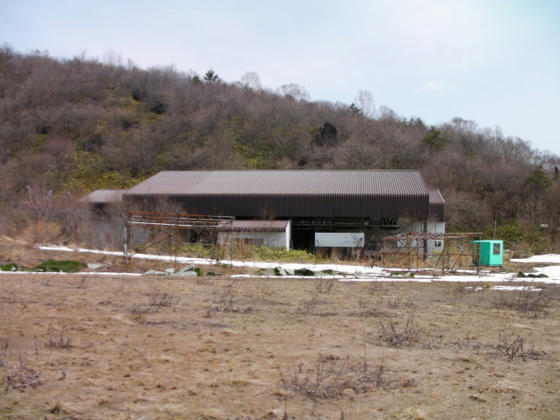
124;211;234;266
380;232;482;273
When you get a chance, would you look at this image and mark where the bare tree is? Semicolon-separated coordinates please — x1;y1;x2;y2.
355;89;376;118
239;72;262;90
279;83;310;101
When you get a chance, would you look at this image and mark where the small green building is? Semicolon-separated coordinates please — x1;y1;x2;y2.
472;240;503;267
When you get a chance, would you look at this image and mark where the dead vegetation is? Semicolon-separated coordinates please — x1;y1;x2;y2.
494;334;545;362
493;288;552;317
377;312;422;348
45;327;72;350
130;288;181;314
0;265;558;418
1;343;43;392
315;278;336;294
282;352;414;399
207;281;252;315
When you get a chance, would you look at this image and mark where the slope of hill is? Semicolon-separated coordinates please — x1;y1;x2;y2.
0;46;559;251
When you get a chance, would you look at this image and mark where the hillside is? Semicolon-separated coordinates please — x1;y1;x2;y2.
0;46;559;252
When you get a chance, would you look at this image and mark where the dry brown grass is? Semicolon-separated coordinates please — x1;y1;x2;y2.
493;288;552;317
0;243;559;418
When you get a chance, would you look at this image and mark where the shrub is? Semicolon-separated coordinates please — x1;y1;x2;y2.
253;246;317;263
33;259;87;273
378;313;421;347
282;353;414;399
493;289;551;318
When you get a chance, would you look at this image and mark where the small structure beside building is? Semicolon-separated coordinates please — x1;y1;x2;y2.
217;220;291;250
473;240;504;267
79;189;126;214
79;189;126;249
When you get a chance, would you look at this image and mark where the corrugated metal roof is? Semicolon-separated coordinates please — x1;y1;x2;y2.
428;189;445;222
80;189;126;204
219;220;290;232
124;170;431;219
126;170;428;196
429;189;445;204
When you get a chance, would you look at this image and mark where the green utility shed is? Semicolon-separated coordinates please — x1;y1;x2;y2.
473;240;503;267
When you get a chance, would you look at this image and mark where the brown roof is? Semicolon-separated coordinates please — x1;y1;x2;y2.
124;170;431;219
428;189;445;222
126;170;428;195
80;189;125;204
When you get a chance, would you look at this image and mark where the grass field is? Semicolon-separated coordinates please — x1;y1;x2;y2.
1;244;559;419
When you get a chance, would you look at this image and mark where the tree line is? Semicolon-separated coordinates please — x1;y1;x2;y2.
0;46;559;252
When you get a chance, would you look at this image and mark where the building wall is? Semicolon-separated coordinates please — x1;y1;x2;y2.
81;216;124;249
398;220;446;255
217;231;289;249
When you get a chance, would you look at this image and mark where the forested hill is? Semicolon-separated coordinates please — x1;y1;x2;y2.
1;47;559;250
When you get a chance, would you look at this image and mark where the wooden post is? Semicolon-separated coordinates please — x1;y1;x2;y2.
124;215;131;264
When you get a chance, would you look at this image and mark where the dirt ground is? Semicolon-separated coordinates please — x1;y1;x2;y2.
1;245;560;419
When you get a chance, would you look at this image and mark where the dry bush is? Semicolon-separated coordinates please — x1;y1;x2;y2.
282;352;414;399
20;220;63;243
297;294;321;315
315;278;336;294
196;277;212;285
149;289;180;308
212;282;235;312
129;303;161;314
45;327;72;350
0;337;8;369
387;298;415;310
366;281;384;295
129;288;180;314
3;354;43;391
255;284;274;298
493;289;551;317
378;312;421;347
494;334;545;362
356;297;385;318
209;282;252;314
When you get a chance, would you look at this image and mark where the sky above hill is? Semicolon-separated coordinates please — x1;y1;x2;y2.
1;0;559;155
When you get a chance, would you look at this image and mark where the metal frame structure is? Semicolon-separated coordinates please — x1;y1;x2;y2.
380;232;482;273
124;211;234;267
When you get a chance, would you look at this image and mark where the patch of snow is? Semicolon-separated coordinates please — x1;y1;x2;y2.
490;285;542;292
87;263;105;270
339;277;433;283
38;245;75;252
510;254;560;264
231;274;345;279
37;245;387;276
34;244;560;284
533;265;560;279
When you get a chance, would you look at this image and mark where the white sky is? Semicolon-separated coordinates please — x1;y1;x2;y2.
1;0;559;155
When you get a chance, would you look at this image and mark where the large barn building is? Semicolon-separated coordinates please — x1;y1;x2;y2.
113;170;445;252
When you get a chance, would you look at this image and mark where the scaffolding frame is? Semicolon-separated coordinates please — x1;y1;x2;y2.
124;211;235;267
380;232;482;273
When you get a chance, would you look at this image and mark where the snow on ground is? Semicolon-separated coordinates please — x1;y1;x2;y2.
534;265;560;279
34;245;560;284
490;285;542;292
510;254;560;264
37;245;385;276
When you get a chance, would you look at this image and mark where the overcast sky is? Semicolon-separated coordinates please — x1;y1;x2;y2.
1;0;559;155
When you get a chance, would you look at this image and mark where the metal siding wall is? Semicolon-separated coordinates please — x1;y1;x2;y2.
123;192;430;219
